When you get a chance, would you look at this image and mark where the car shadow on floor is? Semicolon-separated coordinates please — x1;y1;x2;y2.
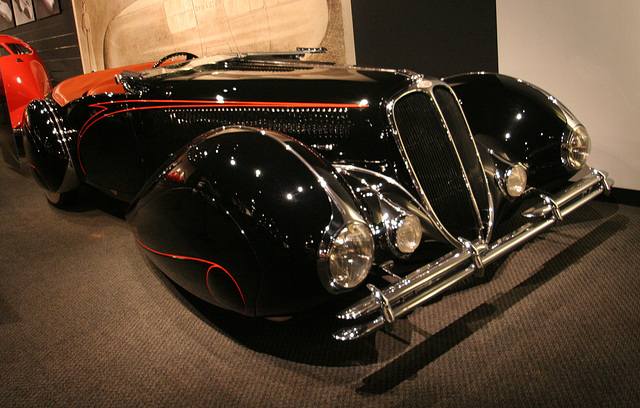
143;254;386;366
356;213;626;396
44;184;130;219
139;239;513;368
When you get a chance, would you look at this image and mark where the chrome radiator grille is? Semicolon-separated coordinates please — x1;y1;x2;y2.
392;88;486;240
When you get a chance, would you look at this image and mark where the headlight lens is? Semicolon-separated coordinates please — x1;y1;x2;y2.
505;165;527;197
563;125;591;170
328;222;374;289
395;215;422;254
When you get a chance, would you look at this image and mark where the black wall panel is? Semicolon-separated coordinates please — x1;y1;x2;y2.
3;0;82;85
351;0;498;78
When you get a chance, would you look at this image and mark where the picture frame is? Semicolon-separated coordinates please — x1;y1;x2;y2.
33;0;60;20
12;0;35;26
0;0;15;30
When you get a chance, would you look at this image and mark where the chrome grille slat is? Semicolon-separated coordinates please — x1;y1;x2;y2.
432;87;490;215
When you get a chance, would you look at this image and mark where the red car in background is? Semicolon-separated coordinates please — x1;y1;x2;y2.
0;34;51;168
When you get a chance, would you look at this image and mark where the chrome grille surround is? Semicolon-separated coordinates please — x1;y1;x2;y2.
388;79;493;244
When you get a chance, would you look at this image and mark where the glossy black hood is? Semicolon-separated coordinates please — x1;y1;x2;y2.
123;60;420;179
135;60;415;106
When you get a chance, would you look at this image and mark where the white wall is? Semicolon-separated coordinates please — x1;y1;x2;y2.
496;0;640;191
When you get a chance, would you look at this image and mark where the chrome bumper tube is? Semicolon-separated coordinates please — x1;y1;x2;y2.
333;168;612;341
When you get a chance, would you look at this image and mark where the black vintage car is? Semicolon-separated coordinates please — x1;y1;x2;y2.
22;50;612;340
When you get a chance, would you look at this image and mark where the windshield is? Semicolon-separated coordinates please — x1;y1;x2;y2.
125;49;329;84
135;54;235;81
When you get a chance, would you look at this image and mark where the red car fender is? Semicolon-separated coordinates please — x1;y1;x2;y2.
0;34;51;129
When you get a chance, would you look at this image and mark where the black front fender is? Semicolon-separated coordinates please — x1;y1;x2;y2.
127;126;365;317
445;73;579;189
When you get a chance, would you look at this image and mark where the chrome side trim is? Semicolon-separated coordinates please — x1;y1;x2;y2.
333;168;612;341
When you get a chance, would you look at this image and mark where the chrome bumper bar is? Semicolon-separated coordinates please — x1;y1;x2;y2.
333;168;612;341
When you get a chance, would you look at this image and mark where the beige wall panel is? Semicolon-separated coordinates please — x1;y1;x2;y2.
74;0;340;71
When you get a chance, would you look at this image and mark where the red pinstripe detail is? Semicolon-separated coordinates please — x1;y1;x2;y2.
27;163;44;182
124;99;368;108
135;238;247;314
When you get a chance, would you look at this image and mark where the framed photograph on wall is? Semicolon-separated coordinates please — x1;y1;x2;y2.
34;0;59;19
0;0;15;30
12;0;35;26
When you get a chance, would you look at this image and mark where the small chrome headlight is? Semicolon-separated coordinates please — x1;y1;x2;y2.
562;125;591;170
505;165;527;197
394;215;422;254
327;222;374;290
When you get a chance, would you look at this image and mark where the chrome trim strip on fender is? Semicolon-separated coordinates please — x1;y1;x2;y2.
333;168;612;341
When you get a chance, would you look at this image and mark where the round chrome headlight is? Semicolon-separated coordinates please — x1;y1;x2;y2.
505;165;527;197
394;215;422;254
562;125;591;170
327;222;374;290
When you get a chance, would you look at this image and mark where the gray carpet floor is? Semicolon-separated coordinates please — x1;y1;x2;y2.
1;162;639;407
